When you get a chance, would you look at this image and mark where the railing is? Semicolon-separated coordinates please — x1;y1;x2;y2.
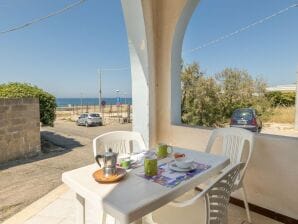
56;104;132;124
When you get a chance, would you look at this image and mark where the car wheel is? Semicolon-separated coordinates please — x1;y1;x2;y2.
99;122;103;126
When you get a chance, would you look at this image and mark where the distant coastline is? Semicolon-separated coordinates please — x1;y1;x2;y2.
56;98;132;107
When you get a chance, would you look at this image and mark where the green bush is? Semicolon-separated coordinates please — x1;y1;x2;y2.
0;83;56;126
265;91;295;107
181;63;222;126
181;63;270;127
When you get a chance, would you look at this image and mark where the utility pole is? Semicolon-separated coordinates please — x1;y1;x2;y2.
116;89;120;122
295;68;298;130
80;92;83;113
97;68;102;113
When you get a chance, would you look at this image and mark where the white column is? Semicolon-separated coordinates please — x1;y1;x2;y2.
121;0;155;148
121;0;201;145
170;0;201;124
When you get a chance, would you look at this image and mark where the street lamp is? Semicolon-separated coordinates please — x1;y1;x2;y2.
115;89;120;104
97;68;102;113
115;90;120;122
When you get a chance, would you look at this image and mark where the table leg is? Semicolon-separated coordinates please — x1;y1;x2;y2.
96;209;106;224
118;218;140;224
142;213;157;224
120;214;154;224
76;193;85;224
131;219;142;224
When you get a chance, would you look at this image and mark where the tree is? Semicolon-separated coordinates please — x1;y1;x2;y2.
181;64;270;127
181;63;222;127
216;68;269;118
181;62;202;114
216;68;254;117
0;82;56;126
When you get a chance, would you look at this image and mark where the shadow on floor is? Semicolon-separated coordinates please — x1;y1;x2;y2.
41;130;83;150
0;131;84;171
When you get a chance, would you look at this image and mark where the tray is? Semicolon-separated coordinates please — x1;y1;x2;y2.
93;168;127;183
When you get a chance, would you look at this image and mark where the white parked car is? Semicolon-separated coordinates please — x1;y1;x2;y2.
76;113;103;127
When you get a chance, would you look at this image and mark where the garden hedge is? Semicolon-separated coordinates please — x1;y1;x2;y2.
0;82;56;126
265;91;296;107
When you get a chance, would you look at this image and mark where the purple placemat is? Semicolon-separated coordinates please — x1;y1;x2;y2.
135;162;211;188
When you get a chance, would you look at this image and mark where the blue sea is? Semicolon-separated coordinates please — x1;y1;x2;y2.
56;98;132;107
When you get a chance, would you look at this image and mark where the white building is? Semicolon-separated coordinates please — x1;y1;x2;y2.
266;84;296;92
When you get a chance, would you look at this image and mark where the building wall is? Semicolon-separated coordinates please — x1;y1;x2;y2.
266;84;296;92
0;98;40;163
162;125;298;219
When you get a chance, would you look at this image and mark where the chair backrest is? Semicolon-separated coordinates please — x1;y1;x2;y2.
205;127;254;185
92;131;146;157
204;162;245;224
169;163;245;224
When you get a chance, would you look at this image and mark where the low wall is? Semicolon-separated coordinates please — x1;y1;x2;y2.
158;125;298;220
0;98;41;163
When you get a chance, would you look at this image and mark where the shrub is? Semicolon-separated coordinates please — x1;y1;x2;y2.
265;91;296;107
181;63;225;127
0;82;56;126
181;63;271;127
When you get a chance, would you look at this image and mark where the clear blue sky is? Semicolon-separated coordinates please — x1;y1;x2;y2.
0;0;297;98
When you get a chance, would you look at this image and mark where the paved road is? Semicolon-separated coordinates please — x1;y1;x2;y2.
42;120;132;144
0;120;131;222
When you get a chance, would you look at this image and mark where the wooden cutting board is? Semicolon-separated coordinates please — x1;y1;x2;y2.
93;168;127;183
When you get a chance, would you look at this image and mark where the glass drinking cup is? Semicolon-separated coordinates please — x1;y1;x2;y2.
144;156;158;176
120;158;131;169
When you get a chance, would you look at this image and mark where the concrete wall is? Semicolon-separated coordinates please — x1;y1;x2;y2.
0;98;40;163
161;125;298;219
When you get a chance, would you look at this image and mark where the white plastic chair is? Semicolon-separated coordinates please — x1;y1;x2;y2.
92;131;147;224
205;127;255;223
170;162;245;224
93;130;146;157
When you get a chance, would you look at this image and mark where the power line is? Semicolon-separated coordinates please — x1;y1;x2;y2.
100;3;298;70
184;3;298;54
0;0;87;35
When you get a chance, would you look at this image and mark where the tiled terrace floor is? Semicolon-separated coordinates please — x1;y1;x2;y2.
4;185;282;224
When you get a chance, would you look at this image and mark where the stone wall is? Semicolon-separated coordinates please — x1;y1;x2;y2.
0;98;40;163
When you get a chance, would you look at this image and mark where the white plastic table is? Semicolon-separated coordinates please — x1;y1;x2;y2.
62;148;229;224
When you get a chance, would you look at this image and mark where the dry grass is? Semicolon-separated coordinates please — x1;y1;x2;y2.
265;106;295;123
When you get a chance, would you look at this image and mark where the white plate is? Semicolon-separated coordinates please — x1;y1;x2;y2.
168;161;197;172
